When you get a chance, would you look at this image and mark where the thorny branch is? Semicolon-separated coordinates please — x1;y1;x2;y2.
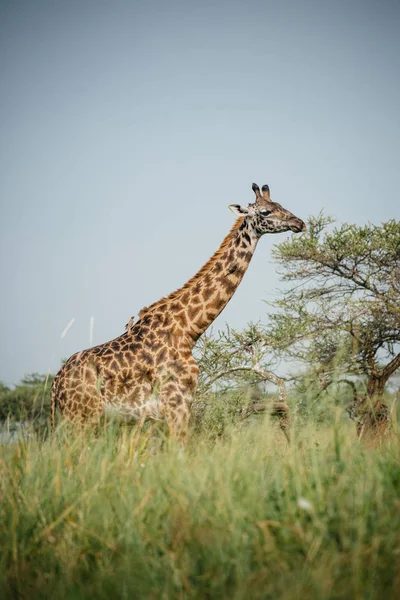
204;363;290;442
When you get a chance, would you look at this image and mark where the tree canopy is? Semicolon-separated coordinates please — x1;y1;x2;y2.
266;214;400;401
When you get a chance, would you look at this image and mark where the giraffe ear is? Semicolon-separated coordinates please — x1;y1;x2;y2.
228;204;249;217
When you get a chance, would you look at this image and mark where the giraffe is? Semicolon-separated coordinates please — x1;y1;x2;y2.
51;183;306;439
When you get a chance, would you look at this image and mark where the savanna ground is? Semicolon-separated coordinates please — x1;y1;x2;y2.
1;394;399;600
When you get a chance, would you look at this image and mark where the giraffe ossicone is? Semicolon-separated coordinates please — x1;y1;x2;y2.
51;183;306;439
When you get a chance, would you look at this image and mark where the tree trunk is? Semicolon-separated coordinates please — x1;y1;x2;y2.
366;374;386;400
358;373;390;444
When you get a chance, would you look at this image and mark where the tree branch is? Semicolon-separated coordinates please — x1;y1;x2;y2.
206;365;287;403
381;352;400;381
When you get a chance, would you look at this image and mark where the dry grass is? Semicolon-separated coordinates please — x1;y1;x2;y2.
0;414;399;599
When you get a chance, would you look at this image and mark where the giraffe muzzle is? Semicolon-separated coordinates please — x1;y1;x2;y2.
289;219;307;233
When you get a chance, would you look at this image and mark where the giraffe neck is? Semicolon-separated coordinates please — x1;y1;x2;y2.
140;218;259;344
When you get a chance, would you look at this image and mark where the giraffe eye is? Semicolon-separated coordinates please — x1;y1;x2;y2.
260;209;272;217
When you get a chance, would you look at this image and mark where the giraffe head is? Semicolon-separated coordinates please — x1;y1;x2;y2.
229;183;306;235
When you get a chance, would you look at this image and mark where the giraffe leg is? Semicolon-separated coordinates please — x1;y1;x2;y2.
159;384;191;443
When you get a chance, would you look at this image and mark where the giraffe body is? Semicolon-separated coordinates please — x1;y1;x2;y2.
52;183;306;438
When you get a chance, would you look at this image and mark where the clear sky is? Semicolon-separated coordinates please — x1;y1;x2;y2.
1;0;399;385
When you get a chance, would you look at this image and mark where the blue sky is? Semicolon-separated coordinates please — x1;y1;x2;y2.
1;0;399;385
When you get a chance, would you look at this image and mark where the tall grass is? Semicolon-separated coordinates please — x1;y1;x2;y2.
0;416;399;599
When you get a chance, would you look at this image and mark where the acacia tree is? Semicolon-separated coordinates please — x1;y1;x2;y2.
266;214;400;434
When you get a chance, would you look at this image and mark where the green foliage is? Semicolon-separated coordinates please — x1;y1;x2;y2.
195;323;275;394
0;422;399;599
193;325;288;435
267;215;400;399
0;373;53;424
193;386;266;438
290;370;357;423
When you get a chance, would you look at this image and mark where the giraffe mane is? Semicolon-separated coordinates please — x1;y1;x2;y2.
137;217;244;320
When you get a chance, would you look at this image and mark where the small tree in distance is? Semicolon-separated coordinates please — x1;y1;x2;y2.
266;214;400;438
